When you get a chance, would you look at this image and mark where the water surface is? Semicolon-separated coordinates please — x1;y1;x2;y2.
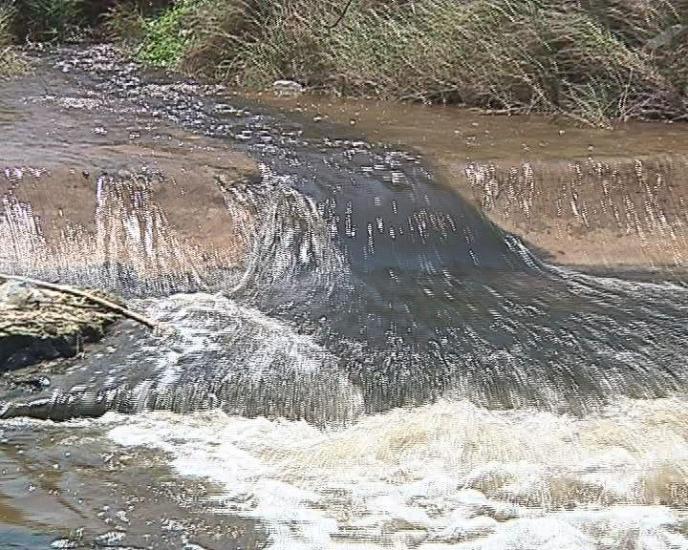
2;45;688;549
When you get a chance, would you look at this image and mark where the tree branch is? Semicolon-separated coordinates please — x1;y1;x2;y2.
0;273;158;330
327;0;356;29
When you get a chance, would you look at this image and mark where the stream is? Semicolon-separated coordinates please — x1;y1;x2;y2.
2;45;688;549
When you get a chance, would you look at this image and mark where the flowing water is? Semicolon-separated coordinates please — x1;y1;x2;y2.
2;45;688;549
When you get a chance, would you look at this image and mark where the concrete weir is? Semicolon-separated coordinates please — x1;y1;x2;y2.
3;45;688;550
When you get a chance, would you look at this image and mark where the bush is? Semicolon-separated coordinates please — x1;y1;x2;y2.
103;1;147;43
136;0;197;67
11;0;87;41
0;3;14;46
103;0;173;44
5;0;171;42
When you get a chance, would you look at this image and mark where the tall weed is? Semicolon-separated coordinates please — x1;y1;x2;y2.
136;0;688;124
0;3;26;78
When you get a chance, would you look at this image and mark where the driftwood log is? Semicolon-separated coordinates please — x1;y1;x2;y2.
0;273;161;370
0;273;157;329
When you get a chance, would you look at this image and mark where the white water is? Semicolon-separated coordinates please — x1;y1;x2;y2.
108;396;688;549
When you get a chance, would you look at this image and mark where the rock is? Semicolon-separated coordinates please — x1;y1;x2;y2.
9;375;51;392
0;280;121;371
272;80;305;96
0;281;41;308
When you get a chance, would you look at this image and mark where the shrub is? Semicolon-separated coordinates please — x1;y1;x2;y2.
0;3;14;46
136;0;197;67
103;1;147;43
12;0;87;41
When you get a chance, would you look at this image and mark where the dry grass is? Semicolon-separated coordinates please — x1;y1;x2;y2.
103;2;147;44
113;0;688;124
0;4;27;78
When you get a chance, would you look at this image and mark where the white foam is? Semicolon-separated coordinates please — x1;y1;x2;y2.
107;397;688;549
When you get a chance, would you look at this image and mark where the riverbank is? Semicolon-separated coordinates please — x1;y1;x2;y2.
2;0;688;125
0;277;123;370
124;0;688;126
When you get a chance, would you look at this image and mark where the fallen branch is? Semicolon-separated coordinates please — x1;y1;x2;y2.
326;0;356;28
0;273;158;330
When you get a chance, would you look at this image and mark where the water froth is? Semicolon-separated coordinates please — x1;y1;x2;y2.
108;396;688;549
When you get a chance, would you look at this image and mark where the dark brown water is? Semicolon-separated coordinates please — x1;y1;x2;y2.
260;93;688;271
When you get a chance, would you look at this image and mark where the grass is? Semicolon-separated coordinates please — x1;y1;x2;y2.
2;0;686;124
13;0;87;41
5;0;169;42
103;2;147;44
114;0;688;125
0;4;26;78
135;0;195;66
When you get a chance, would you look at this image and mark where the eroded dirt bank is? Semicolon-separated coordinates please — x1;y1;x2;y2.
260;94;688;273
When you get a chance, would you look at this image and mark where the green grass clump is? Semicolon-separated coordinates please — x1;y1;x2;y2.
123;0;688;124
136;0;198;67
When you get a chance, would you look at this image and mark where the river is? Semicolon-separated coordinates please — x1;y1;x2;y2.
2;44;688;549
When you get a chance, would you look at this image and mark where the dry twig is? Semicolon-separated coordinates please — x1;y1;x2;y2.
0;273;158;330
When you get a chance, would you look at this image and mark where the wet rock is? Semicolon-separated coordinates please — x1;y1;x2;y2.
9;375;51;392
0;279;120;371
272;79;304;96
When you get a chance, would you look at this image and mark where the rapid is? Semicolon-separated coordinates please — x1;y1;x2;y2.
2;45;688;549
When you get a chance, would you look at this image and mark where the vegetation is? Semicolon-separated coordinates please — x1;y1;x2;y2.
0;3;25;77
102;2;147;44
2;0;687;124
9;0;87;40
110;0;687;125
2;0;168;42
134;0;194;66
0;3;14;48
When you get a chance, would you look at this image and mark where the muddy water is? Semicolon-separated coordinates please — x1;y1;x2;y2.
2;45;688;549
261;94;688;271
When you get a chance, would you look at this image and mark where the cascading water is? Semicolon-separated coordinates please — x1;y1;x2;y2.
3;45;688;549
